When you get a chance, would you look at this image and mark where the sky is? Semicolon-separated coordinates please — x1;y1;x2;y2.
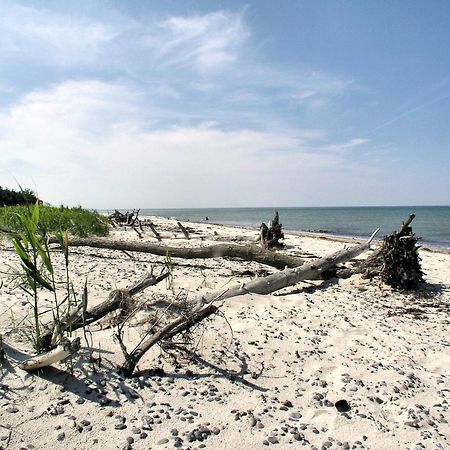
0;0;449;208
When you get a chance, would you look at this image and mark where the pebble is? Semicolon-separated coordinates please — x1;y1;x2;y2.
57;432;65;442
157;438;169;445
6;405;19;413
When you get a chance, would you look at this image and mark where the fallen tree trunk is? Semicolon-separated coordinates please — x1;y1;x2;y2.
191;229;379;310
41;272;169;350
121;230;378;375
53;237;305;270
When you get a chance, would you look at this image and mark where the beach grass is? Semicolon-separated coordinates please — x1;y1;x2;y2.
0;205;109;237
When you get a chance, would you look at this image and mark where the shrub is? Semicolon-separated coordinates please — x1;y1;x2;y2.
0;186;39;206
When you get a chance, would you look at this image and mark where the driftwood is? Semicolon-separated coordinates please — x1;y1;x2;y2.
54;237;305;270
19;337;81;371
148;222;162;241
337;214;424;290
121;304;218;376
177;222;190;240
121;230;378;375
260;211;284;249
41;272;169;350
191;229;379;310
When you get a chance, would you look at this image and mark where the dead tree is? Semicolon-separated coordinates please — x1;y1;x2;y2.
337;214;424;290
120;229;378;375
41;271;169;351
52;237;305;270
260;210;284;248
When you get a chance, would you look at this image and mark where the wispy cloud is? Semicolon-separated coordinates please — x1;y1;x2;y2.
0;3;117;67
150;11;249;71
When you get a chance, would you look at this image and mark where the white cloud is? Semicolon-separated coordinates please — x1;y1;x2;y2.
151;11;249;71
0;3;117;67
0;80;376;207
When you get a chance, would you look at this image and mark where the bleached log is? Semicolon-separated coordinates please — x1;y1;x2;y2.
121;230;378;376
190;231;378;310
19;337;81;371
53;237;305;270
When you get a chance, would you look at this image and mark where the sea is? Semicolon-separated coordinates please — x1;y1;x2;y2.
111;206;450;250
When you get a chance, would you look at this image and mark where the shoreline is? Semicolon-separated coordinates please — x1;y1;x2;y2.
141;214;450;254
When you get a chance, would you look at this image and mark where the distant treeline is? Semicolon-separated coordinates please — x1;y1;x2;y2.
0;186;40;206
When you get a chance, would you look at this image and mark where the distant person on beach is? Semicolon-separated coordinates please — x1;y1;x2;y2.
205;216;209;221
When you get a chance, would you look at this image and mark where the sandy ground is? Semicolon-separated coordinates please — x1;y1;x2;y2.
0;218;449;450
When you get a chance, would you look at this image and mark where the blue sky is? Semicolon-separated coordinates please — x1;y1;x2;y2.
1;0;449;208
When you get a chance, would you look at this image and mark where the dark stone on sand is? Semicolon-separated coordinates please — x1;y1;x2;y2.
157;438;169;445
6;405;19;413
335;400;351;412
57;432;65;441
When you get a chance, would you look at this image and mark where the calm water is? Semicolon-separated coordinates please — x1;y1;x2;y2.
114;206;450;249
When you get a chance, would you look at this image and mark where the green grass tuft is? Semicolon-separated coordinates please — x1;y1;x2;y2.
0;205;109;237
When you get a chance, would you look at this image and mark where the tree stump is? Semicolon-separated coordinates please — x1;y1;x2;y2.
260;211;285;249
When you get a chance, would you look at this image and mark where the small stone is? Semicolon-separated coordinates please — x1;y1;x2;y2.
335;400;351;412
115;423;127;430
6;405;19;413
57;432;65;442
139;432;148;439
157;438;169;445
267;436;279;444
126;437;134;444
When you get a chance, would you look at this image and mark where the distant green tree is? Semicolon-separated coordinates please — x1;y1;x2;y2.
0;186;39;206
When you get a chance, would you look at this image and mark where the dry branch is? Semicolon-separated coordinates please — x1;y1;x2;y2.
121;304;218;376
121;231;378;375
19;337;81;371
41;272;169;350
177;222;190;240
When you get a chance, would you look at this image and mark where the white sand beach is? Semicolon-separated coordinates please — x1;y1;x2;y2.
0;218;449;450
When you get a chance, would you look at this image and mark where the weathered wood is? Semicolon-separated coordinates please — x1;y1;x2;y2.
190;233;377;311
177;222;190;240
20;337;81;371
337;214;420;283
260;210;284;249
121;231;377;376
121;304;218;376
41;272;169;350
53;237;305;270
148;222;162;241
